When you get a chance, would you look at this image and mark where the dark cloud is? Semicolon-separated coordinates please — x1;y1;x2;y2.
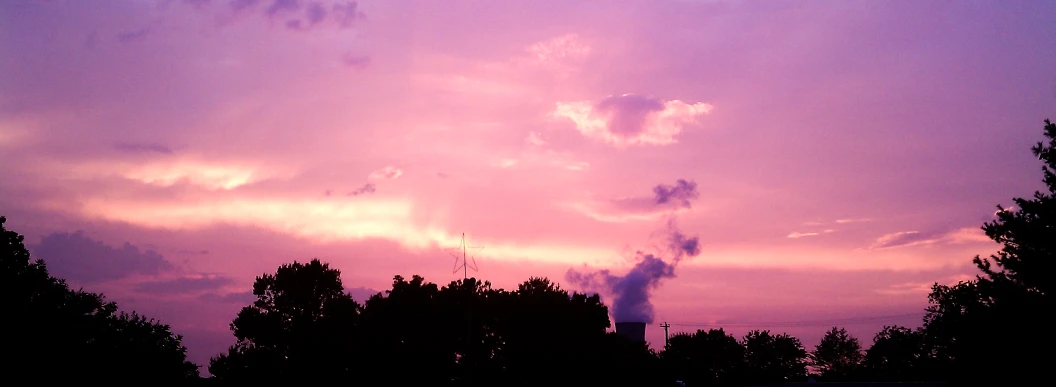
342;53;371;69
229;0;260;13
174;249;209;255
224;0;355;31
183;0;212;9
114;142;173;154
654;179;698;208
116;27;151;43
135;275;234;294
197;291;256;304
32;232;174;283
347;183;375;196
332;1;365;28
566;225;701;324
594;94;665;137
266;0;300;17
306;2;327;25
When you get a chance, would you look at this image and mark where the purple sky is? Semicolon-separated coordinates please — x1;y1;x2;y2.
2;0;1055;372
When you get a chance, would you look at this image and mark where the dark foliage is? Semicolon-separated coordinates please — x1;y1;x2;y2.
662;328;746;386
810;327;863;381
742;330;808;384
921;120;1056;385
0;216;199;382
208;259;362;382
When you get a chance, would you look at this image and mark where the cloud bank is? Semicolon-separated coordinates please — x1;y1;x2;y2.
32;232;174;283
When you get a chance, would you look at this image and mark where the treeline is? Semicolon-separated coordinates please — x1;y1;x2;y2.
2;120;1054;385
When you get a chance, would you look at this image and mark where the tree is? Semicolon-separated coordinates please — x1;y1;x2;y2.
662;328;746;386
742;330;808;384
863;325;927;381
922;120;1056;384
1;216;199;382
810;327;863;381
973;119;1056;296
208;259;362;383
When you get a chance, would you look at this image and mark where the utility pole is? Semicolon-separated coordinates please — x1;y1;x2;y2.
661;322;671;348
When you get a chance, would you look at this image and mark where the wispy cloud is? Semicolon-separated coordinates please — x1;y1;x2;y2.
369;166;402;180
569;179;700;223
869;227;989;249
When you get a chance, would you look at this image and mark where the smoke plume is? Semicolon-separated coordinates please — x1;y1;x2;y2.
566;225;701;324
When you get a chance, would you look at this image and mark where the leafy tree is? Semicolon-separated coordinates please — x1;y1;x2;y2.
1;216;199;382
742;330;808;384
662;328;746;386
208;259;362;383
810;327;863;380
922;119;1056;384
863;325;927;381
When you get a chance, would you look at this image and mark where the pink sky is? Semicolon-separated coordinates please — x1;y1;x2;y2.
2;0;1055;370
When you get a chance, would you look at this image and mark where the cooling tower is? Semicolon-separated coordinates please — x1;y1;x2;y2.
615;322;646;342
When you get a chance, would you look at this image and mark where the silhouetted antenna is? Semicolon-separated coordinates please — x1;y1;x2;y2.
446;233;483;279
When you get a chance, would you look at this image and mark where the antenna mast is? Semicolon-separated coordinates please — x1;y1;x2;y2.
446;233;483;279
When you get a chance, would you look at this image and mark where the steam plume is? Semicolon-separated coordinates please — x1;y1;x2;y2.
566;226;701;324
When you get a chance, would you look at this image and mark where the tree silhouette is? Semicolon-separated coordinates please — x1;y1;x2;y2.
923;119;1056;384
208;259;362;383
662;328;746;386
863;325;927;381
1;216;199;382
810;327;863;381
742;330;808;384
356;274;453;385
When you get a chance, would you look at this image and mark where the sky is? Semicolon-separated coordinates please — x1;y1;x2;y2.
2;0;1055;372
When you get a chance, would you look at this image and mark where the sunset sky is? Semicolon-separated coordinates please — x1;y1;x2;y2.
2;0;1055;371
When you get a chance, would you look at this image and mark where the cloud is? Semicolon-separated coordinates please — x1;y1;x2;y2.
525;131;546;146
332;1;365;28
527;33;591;66
113;159;285;190
836;218;873;224
32;232;174;283
347;182;376;196
869;227;989;249
369;166;402;180
197;291;257;304
787;229;834;239
552;94;713;147
136;275;234;294
114;142;173;154
570;179;701;222
342;53;371;69
116;27;151;43
174;249;209;255
218;1;363;31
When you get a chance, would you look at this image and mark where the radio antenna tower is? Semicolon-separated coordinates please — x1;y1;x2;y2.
446;233;483;279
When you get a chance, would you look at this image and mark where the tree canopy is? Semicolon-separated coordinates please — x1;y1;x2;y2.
0;216;199;382
810;327;863;381
922;120;1056;385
